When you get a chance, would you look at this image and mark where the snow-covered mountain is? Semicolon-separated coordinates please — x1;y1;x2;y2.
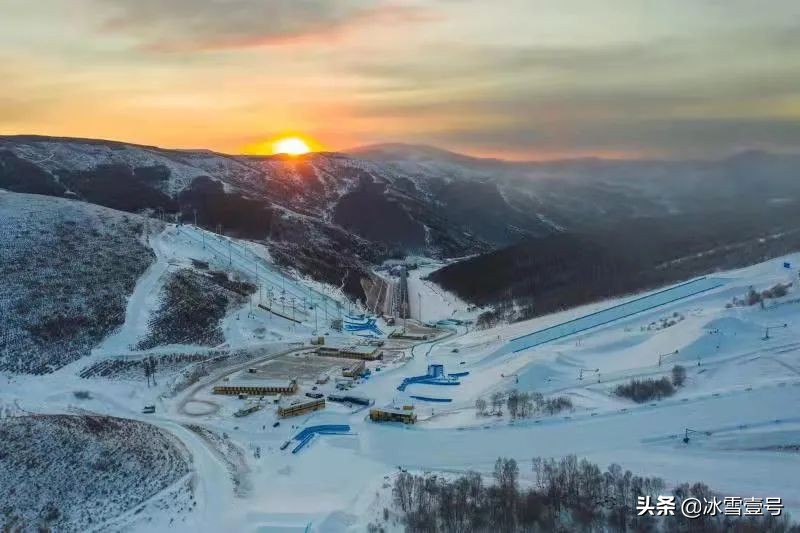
4;135;800;303
0;191;157;374
4;137;800;532
5;136;800;255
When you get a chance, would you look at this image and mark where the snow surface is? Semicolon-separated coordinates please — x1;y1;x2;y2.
3;215;800;531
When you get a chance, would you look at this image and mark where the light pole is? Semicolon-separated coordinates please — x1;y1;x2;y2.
763;323;788;340
658;350;679;366
683;427;712;444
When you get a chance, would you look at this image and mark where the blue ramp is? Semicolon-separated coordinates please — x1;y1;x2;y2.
488;277;725;359
410;395;452;403
291;424;351;453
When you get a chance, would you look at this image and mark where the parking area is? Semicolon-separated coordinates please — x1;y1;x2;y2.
245;352;346;384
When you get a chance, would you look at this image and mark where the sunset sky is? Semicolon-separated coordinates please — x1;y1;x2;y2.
2;0;799;160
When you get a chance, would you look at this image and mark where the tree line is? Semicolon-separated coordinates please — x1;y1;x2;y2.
374;455;798;532
476;390;573;419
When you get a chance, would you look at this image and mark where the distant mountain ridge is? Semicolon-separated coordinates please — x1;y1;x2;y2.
3;134;800;304
431;206;800;326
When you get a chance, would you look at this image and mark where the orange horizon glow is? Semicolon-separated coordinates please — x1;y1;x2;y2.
272;137;311;156
243;136;318;156
4;3;799;161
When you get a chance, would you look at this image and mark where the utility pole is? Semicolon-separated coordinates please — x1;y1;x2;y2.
683;427;712;444
658;350;679;366
763;323;788;340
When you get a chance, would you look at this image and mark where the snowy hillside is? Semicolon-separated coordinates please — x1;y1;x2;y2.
3;137;800;532
431;209;800;326
0;414;191;532
0;246;798;531
0;191;156;373
7;136;799;268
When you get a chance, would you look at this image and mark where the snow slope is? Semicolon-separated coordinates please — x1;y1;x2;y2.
0;191;156;373
3;202;800;531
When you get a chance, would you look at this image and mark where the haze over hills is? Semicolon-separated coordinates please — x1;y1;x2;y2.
3;134;800;309
4;135;800;532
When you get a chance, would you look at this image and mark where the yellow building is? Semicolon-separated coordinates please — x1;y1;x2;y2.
342;360;366;378
316;344;382;361
278;397;325;418
213;379;297;396
369;406;417;424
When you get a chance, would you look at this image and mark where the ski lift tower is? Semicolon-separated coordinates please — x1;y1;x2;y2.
763;323;788;340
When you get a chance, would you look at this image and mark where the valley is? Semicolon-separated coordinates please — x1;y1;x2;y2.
1;138;800;531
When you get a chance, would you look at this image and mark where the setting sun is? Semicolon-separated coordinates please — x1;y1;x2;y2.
272;137;311;156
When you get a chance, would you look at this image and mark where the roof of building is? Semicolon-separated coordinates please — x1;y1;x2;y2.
218;378;296;389
371;406;415;416
280;397;324;409
319;343;378;354
342;345;379;354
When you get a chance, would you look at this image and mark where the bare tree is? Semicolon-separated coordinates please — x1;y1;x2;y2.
475;397;487;417
506;389;520;419
493;458;519;530
518;392;532;418
393;471;415;514
531;392;544;414
671;364;686;387
490;391;504;415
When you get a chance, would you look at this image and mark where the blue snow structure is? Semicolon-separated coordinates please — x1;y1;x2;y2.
410;395;453;403
291;424;351;454
343;314;384;336
397;364;462;391
486;276;726;361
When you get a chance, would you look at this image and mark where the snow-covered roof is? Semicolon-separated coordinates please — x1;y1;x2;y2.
371;406;414;416
222;378;296;389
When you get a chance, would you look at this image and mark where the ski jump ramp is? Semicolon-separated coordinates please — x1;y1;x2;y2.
343;314;383;336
